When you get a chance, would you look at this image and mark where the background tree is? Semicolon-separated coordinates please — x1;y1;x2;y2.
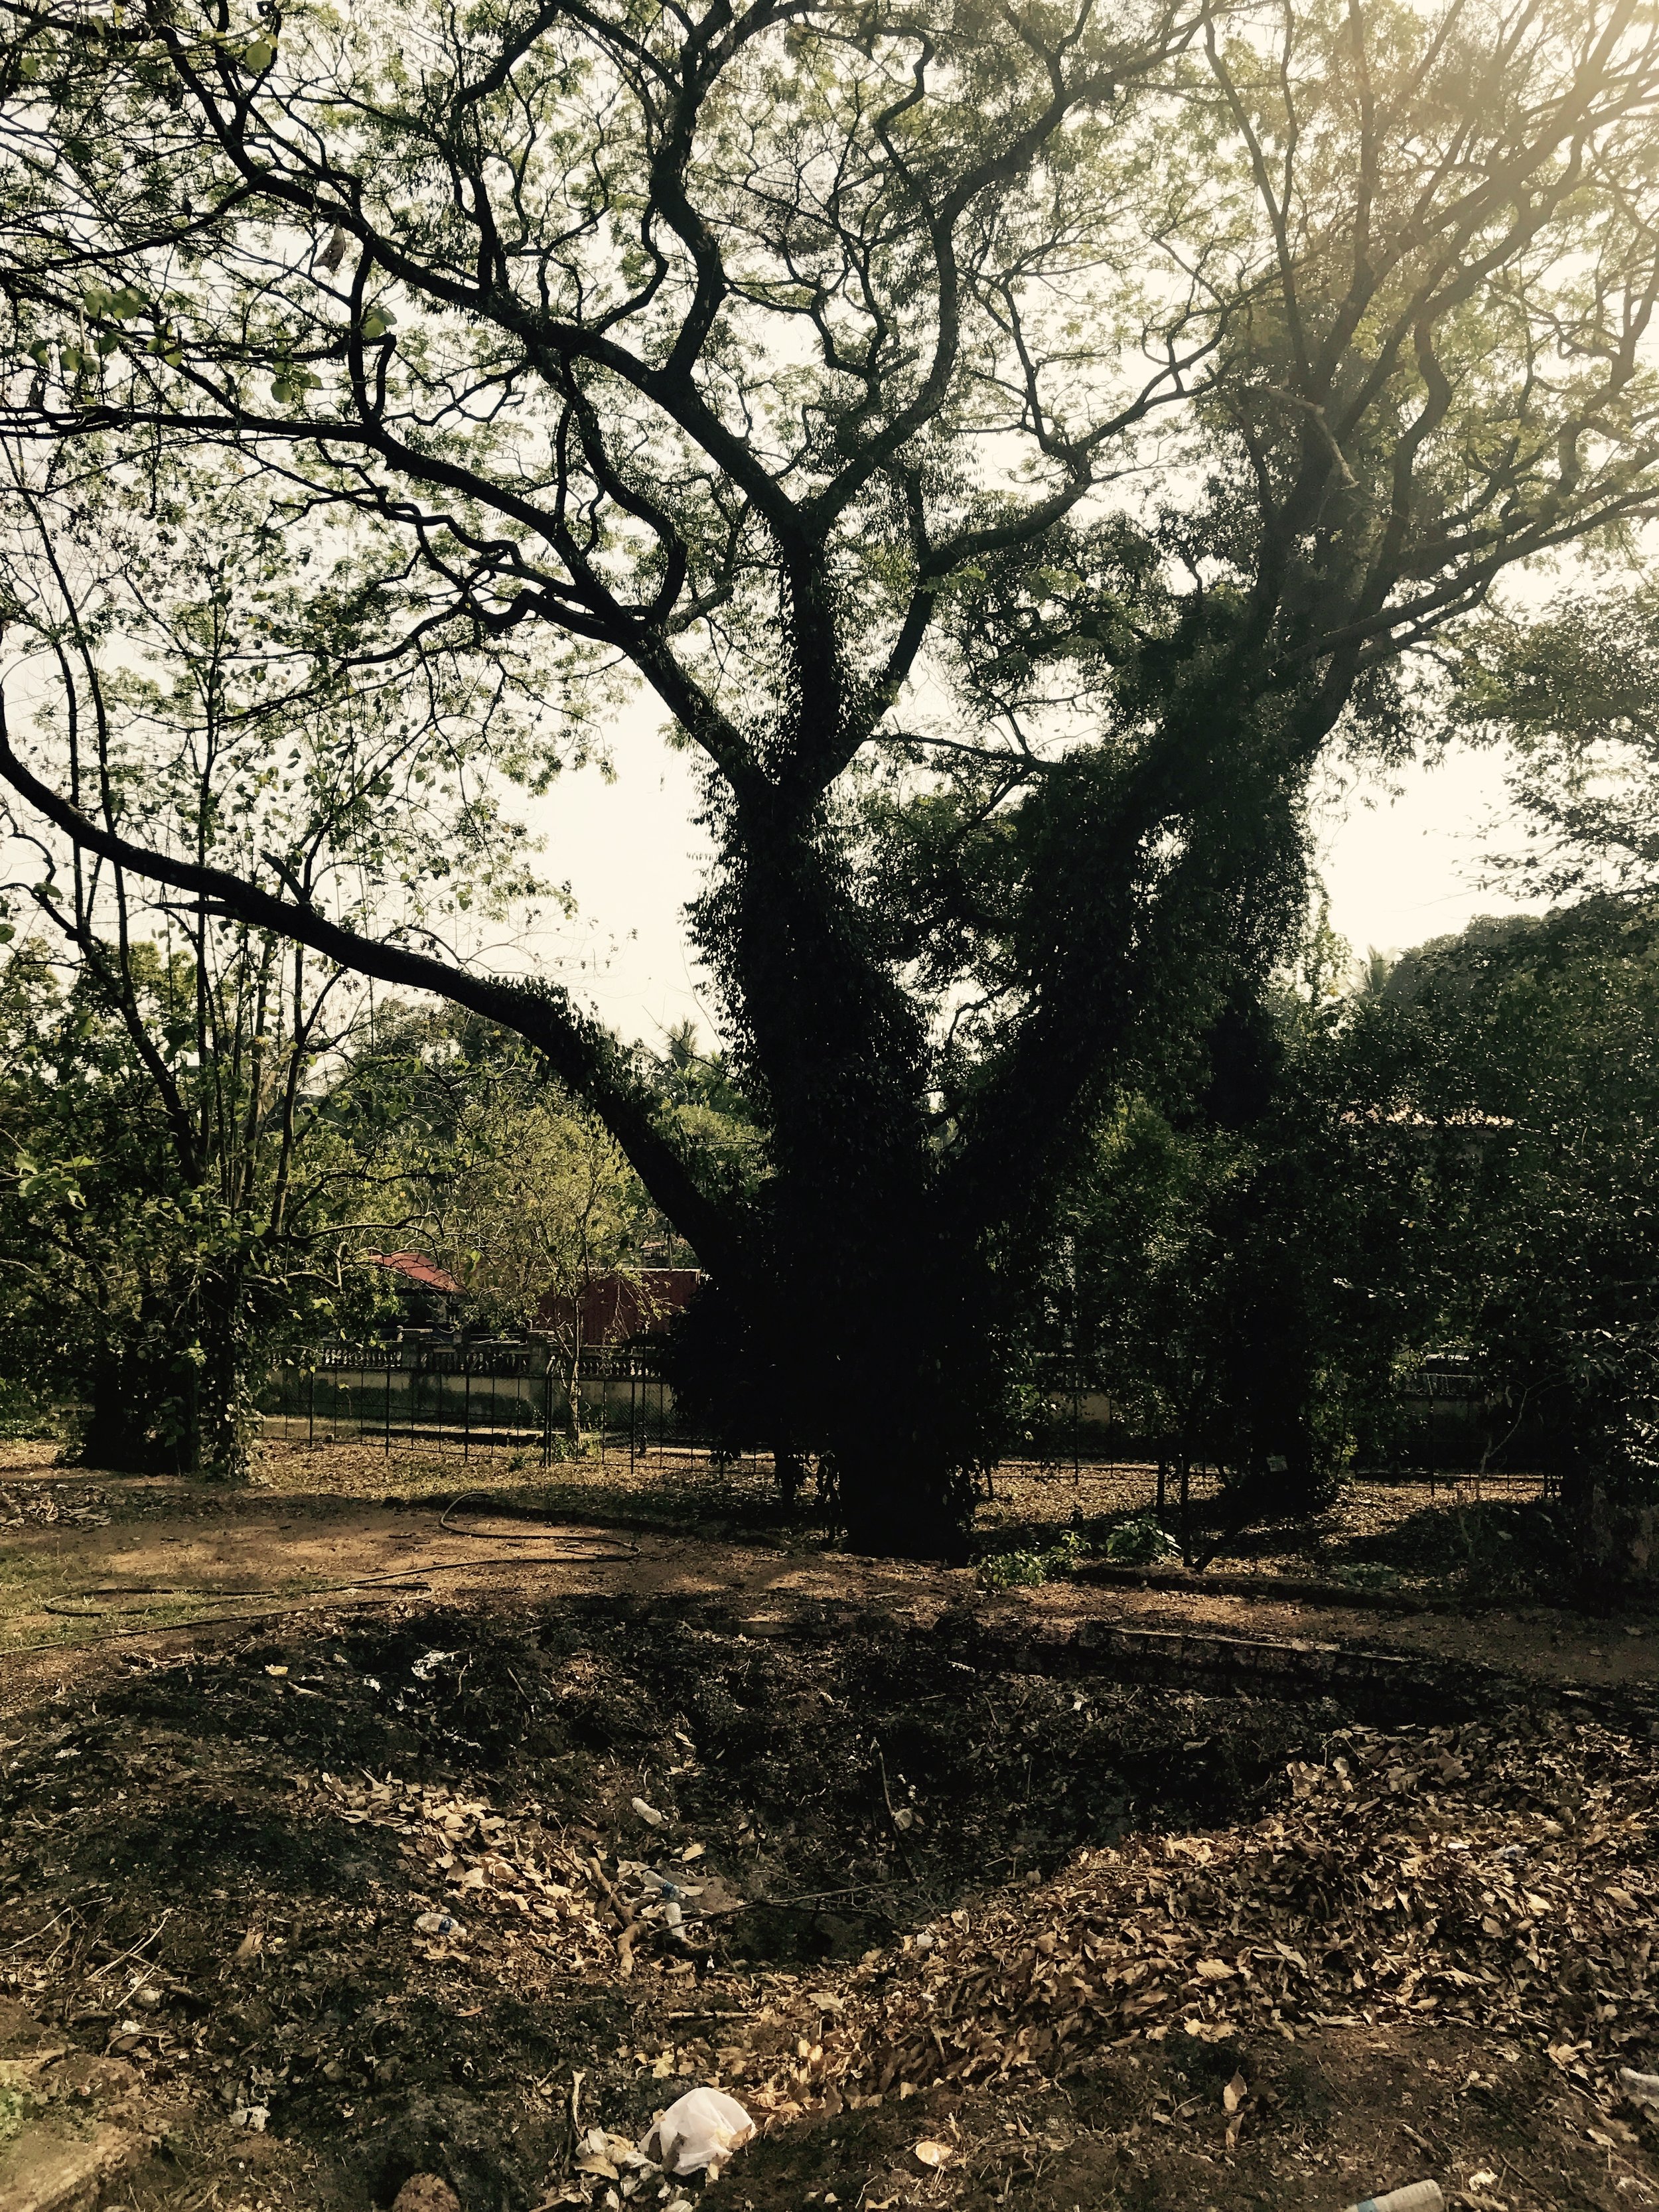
1358;903;1659;1581
1063;897;1659;1585
419;1035;646;1448
1453;589;1659;901
7;0;1659;1542
0;464;571;1471
1055;914;1443;1530
0;927;391;1469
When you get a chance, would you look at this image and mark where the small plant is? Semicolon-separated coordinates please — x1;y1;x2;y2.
976;1526;1090;1589
978;1546;1054;1588
0;2082;30;2151
1104;1514;1182;1566
1330;1560;1403;1593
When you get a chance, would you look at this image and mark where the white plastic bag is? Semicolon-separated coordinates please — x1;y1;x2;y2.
1342;2185;1444;2212
640;2087;756;2177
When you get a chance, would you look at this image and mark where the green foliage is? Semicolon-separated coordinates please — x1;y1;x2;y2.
975;1518;1184;1586
1102;1515;1182;1566
977;1546;1056;1589
1453;591;1659;902
977;1528;1088;1590
1054;891;1659;1580
0;1378;62;1443
1365;902;1659;1521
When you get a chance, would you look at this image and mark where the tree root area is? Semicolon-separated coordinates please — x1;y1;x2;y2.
1;1591;1655;2211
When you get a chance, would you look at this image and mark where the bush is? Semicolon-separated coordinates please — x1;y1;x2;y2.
0;1378;63;1443
976;1528;1088;1590
1103;1514;1182;1566
977;1546;1054;1589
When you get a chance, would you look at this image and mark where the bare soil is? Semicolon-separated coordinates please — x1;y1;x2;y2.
0;1447;1654;2212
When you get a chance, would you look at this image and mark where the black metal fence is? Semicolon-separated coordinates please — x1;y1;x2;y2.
258;1339;1530;1480
257;1339;689;1467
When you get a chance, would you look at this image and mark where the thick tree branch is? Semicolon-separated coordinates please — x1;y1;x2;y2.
0;694;744;1281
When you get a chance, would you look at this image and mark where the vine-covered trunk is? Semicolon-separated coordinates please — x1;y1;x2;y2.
691;803;1015;1553
191;1283;257;1483
78;1260;257;1481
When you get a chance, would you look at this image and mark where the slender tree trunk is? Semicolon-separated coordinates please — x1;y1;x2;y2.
187;1258;258;1483
559;1313;583;1451
773;1443;804;1507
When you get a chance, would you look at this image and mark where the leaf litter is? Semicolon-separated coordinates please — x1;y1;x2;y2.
0;1593;1656;2209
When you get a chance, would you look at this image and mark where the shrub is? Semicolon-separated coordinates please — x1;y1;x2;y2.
1103;1514;1182;1566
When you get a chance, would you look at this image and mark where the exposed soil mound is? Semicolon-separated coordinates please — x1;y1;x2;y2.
0;1591;1655;2210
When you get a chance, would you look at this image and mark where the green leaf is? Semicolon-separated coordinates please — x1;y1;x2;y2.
241;38;276;70
360;308;396;340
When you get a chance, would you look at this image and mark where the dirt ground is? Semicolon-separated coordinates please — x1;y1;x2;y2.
1;1445;1656;2212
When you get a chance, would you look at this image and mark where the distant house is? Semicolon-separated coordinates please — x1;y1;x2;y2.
363;1250;463;1330
536;1268;701;1349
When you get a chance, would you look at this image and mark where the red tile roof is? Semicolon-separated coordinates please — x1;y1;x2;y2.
363;1250;463;1295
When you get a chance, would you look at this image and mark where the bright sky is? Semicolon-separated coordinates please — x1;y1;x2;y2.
522;701;713;1047
524;710;1544;1048
1313;744;1544;965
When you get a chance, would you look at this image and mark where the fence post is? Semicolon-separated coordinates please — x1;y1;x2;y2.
307;1364;315;1450
463;1360;471;1461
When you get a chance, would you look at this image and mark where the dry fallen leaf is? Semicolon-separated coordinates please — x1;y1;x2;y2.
1222;2071;1248;2113
912;2140;951;2169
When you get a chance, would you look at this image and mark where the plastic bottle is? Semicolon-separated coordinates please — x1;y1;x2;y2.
1342;2185;1444;2212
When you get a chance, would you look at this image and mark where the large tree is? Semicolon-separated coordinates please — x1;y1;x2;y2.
5;0;1659;1544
